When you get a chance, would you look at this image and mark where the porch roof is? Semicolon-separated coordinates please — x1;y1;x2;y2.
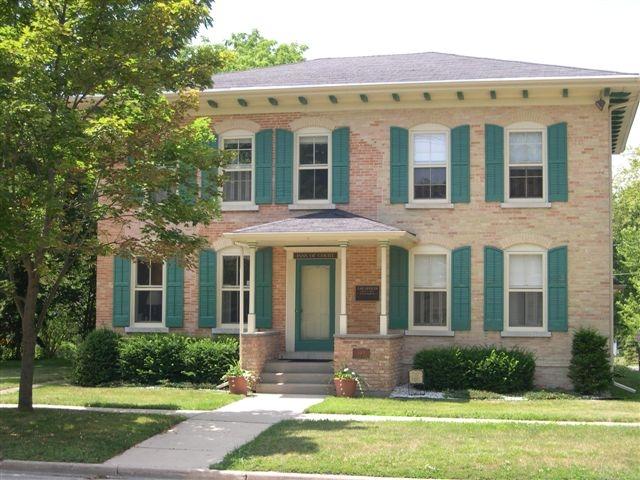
223;209;416;247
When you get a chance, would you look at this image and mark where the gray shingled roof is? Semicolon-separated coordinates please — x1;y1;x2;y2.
232;210;409;234
211;52;631;90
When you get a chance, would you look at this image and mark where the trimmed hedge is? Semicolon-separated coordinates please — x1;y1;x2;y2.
72;332;239;386
414;346;536;393
568;328;612;394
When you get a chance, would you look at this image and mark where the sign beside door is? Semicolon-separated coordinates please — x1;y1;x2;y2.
294;252;338;260
355;285;380;301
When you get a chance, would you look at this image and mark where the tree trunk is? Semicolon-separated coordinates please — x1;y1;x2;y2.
18;279;39;412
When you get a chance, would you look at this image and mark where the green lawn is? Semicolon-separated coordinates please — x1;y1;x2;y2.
0;384;240;410
612;365;640;400
0;358;72;389
0;409;183;463
214;420;640;480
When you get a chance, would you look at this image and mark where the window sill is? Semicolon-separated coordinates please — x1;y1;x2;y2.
405;330;455;337
125;326;169;334
405;202;454;210
211;327;240;335
500;331;551;338
288;203;336;211
221;204;259;212
500;202;551;209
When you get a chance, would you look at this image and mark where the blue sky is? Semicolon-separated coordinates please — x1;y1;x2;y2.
202;0;639;173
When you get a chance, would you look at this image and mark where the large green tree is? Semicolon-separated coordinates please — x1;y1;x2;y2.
613;147;640;368
214;29;307;72
0;0;229;411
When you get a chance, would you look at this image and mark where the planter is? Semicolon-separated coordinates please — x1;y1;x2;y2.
334;378;358;397
228;376;249;395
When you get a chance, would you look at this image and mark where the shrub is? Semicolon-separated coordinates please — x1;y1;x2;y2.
183;336;239;384
57;341;78;362
73;329;121;386
568;328;612;394
414;345;535;393
119;334;189;384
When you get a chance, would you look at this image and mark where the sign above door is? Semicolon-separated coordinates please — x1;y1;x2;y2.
294;252;338;260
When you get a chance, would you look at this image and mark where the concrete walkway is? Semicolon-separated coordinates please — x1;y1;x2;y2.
104;394;324;470
296;412;640;427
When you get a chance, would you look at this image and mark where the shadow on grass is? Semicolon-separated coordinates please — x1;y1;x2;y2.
87;402;181;410
213;420;367;469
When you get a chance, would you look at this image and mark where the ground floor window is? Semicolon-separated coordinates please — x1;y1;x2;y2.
134;259;164;324
413;253;447;327
221;254;250;325
507;253;544;328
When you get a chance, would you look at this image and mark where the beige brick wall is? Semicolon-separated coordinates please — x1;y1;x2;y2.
96;104;612;389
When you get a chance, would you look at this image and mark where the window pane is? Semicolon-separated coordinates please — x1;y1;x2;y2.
223;171;252;202
314;141;328;165
150;262;163;286
509;132;542;164
414;133;447;164
414;167;446;200
414;291;447;326
136;260;150;286
221;291;239;324
509;254;543;289
299;170;315;199
299;141;314;165
243;256;250;287
299;168;328;200
314;169;328;199
223;256;240;286
135;291;162;323
414;254;447;288
243;290;250;324
224;139;238;150
509;167;542;199
509;292;542;327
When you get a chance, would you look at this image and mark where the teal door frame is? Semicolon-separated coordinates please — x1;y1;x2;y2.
295;259;335;351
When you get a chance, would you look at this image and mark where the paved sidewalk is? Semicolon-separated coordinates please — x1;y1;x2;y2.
0;403;203;416
104;394;325;470
296;412;640;427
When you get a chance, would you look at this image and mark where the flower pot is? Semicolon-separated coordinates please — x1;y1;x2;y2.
228;376;249;395
334;378;358;397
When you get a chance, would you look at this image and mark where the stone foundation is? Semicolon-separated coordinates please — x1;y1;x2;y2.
240;330;281;379
334;334;403;394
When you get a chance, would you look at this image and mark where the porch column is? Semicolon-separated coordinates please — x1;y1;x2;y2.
379;241;389;335
339;242;349;335
247;242;257;333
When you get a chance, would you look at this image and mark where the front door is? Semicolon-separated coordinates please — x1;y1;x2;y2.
295;259;335;351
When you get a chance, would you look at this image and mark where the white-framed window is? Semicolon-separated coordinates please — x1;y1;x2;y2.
295;127;331;203
218;249;250;326
410;125;450;203
505;123;546;202
505;245;547;331
221;130;254;204
409;246;451;330
132;258;165;326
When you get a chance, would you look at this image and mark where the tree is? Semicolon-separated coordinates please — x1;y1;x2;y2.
613;147;640;368
0;0;230;411
214;29;307;72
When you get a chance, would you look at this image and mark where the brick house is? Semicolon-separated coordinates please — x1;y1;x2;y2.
97;52;640;394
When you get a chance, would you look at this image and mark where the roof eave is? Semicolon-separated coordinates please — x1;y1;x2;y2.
223;230;416;247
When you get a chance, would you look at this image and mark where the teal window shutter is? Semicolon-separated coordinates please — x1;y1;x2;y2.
332;127;350;204
390;127;409;204
451;125;470;203
255;247;273;329
165;258;184;328
548;246;568;331
255;129;273;204
275;129;293;204
113;256;131;327
201;137;218;200
198;249;216;328
548;122;568;202
485;124;504;202
451;246;471;330
389;246;409;329
483;246;504;331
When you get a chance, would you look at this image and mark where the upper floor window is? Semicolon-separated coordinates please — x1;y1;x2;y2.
506;246;546;331
220;251;250;326
410;246;450;330
133;259;164;325
506;124;546;201
222;132;254;203
296;129;330;203
410;125;449;202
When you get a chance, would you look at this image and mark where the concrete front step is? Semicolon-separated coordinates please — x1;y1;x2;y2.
262;360;334;374
255;382;333;395
261;372;333;384
280;351;333;361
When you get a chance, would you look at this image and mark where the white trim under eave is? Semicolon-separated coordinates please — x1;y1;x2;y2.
224;230;417;248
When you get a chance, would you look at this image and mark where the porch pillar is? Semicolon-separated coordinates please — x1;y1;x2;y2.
247;242;257;333
379;241;389;335
339;242;349;334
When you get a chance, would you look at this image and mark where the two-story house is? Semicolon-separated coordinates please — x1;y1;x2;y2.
97;52;640;394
